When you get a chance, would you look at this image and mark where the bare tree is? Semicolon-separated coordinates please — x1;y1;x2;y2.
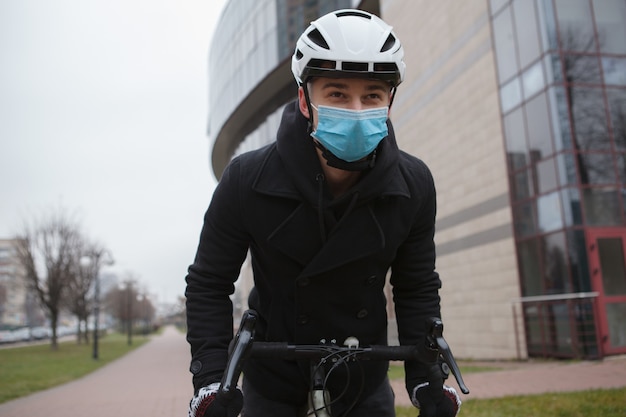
13;209;84;349
64;243;111;344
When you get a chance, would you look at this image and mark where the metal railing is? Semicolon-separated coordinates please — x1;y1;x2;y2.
512;292;601;360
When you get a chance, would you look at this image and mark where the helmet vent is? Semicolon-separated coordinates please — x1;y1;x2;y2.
380;34;396;52
307;28;330;49
336;10;371;19
342;62;368;72
295;49;303;60
373;63;398;73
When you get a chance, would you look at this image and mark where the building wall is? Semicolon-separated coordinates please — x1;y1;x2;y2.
382;0;523;359
209;0;525;359
0;239;30;326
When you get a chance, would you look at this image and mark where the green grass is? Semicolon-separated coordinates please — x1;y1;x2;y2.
0;332;149;404
395;387;626;417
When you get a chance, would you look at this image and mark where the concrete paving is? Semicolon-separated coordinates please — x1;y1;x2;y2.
0;325;192;417
0;325;624;416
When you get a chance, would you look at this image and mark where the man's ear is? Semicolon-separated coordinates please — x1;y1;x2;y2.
298;87;310;119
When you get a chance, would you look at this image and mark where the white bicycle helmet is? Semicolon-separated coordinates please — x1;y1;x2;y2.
291;9;405;87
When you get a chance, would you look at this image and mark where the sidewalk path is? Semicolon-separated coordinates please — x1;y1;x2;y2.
391;355;626;405
1;325;625;415
0;325;192;417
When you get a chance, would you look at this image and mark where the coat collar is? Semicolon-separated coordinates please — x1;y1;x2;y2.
250;100;411;276
253;100;410;202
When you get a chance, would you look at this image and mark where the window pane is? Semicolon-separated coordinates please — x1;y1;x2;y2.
543;232;571;293
537;191;564;232
615;154;626;184
504;107;529;169
536;157;559;193
513;0;542;69
597;238;626;296
544;53;562;83
536;0;559;51
564;55;602;84
549;87;574;151
579;153;616;184
567;230;590;292
511;170;535;201
555;0;596;52
606;303;626;348
602;57;626;86
526;92;554;158
592;0;626;54
583;187;623;225
522;61;545;99
518;238;542;296
501;77;522;113
493;6;519;83
562;188;583;226
607;89;626;151
556;152;578;186
514;201;537;236
571;88;610;152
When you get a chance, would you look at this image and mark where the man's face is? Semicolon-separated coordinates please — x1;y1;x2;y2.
298;77;392;129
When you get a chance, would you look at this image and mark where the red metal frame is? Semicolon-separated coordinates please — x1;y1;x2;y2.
586;228;626;356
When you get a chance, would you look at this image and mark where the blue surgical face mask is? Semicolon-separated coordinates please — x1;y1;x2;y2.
311;104;389;162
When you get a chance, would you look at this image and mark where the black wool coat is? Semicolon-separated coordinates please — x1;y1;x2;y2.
185;100;442;404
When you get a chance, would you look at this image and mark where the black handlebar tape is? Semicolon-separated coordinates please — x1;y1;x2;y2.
249;343;419;361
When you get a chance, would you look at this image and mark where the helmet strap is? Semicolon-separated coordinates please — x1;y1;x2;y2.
302;82;315;135
312;140;377;172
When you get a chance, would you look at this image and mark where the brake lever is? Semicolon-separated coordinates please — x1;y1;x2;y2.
426;318;470;394
217;309;258;402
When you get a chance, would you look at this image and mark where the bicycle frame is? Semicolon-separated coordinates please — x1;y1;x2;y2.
217;309;469;416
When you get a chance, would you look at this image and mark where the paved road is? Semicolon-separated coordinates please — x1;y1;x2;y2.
391;354;626;405
0;325;192;417
0;325;624;415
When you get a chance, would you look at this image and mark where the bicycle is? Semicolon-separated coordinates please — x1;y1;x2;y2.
217;309;470;417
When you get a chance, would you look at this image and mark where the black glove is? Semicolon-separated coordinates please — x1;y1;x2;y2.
411;382;461;417
188;382;243;417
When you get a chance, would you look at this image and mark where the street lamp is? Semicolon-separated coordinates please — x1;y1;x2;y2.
80;250;113;360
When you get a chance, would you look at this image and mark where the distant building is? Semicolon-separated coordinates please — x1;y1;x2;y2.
0;239;42;327
207;0;626;360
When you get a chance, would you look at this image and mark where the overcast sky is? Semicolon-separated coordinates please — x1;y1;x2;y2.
0;0;228;305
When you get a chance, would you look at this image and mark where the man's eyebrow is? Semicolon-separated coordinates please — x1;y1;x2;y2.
320;81;349;90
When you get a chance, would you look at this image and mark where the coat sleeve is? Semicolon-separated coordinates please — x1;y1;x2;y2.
185;157;250;392
389;159;442;392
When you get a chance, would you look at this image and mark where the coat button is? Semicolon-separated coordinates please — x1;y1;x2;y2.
298;278;310;287
297;314;310;325
190;360;202;374
356;309;368;319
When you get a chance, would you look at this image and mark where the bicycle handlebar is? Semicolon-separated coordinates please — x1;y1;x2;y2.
217;309;470;406
248;342;420;361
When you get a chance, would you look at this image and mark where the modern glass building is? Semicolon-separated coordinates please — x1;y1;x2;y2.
207;0;626;359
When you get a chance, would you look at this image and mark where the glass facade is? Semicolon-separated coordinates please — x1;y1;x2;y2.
210;0;625;359
491;0;626;358
208;0;355;171
208;0;280;143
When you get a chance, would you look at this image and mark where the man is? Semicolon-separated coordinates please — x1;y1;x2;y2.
186;9;461;417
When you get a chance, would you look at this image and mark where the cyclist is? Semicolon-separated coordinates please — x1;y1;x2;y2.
186;9;461;417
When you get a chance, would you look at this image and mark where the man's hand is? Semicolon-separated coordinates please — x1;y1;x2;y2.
411;382;461;417
188;382;243;417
